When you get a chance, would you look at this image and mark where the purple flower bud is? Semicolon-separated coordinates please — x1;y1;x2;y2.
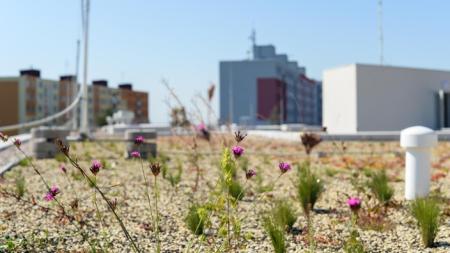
347;197;362;211
44;185;60;201
150;163;161;177
131;151;141;158
232;146;244;158
234;131;247;143
278;162;291;174
134;135;144;145
13;138;21;148
246;169;256;179
60;164;67;174
90;160;102;175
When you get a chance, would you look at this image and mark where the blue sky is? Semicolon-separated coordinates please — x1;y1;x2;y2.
1;1;450;123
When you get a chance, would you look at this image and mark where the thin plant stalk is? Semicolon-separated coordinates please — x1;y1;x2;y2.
138;148;154;223
0;188;98;249
238;174;283;223
306;211;315;252
61;146;141;253
154;175;161;253
226;187;231;250
12;144;99;249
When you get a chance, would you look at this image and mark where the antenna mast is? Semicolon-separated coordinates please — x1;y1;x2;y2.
80;0;90;134
249;29;256;59
378;0;384;65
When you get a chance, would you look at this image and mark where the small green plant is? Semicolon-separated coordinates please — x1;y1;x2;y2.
228;179;244;201
325;167;338;177
54;153;67;163
70;170;83;181
255;166;274;193
344;230;365;253
14;173;26;199
186;204;205;235
296;162;324;215
18;158;30;167
166;162;182;188
411;198;440;247
368;169;393;205
263;216;286;253
270;199;297;231
0;236;17;251
100;158;111;170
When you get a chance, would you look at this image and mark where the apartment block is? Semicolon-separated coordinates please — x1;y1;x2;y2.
0;69;150;134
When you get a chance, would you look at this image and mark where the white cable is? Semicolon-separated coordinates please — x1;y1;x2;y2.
0;88;82;132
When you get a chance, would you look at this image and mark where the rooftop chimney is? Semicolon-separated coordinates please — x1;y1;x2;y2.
119;83;132;90
20;69;40;78
60;75;76;81
93;80;108;87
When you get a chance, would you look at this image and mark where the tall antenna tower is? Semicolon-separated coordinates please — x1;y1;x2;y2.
378;0;384;65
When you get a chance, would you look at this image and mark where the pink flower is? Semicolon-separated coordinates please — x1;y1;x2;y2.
13;138;21;148
134;135;144;145
44;186;60;201
279;162;291;173
90;160;102;175
246;169;256;179
196;123;207;131
60;164;67;174
131;151;141;158
347;197;362;212
231;146;244;158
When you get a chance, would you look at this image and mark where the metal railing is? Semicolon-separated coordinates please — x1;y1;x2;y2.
0;88;82;132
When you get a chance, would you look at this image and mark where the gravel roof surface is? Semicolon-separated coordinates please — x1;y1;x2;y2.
0;135;449;252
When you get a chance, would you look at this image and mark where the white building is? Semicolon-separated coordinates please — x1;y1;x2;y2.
323;64;450;133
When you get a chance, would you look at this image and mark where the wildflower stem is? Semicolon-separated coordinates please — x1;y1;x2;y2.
154;175;161;253
16;147;67;215
238;173;283;223
138;150;154;224
12;144;100;250
227;187;231;250
64;153;141;253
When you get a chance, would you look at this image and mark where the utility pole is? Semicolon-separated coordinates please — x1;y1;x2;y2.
80;0;90;134
378;0;384;65
73;40;80;130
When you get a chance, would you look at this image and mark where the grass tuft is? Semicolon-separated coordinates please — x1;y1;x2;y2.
344;230;365;253
270;199;297;231
18;158;30;167
185;204;206;235
14;173;26;199
367;169;393;205
296;162;324;215
411;198;440;247
228;180;244;201
263;216;286;253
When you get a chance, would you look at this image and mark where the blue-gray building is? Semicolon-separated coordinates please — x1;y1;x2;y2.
219;44;322;126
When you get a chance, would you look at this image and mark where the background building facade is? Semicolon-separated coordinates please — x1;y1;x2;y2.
323;64;450;133
220;44;322;126
0;69;149;134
